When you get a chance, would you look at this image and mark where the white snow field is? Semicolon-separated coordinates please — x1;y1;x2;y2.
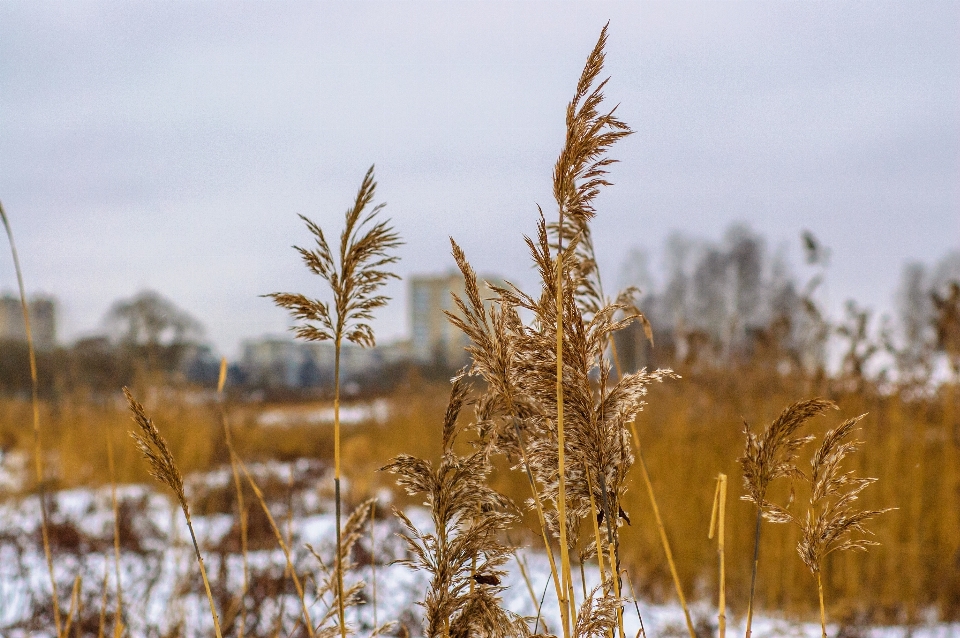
0;462;956;637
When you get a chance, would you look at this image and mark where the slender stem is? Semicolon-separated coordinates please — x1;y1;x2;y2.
106;430;125;638
555;242;573;638
1;203;62;638
535;575;551;634
709;474;728;638
745;506;763;638
612;337;693;638
583;456;618;638
183;506;223;638
371;502;378;628
719;477;727;638
598;341;623;638
512;549;540;618
625;573;647;638
511;420;565;616
597;473;624;638
218;358;248;638
62;575;82;638
334;338;346;638
470;547;476;596
817;571;827;638
583;461;607;583
97;565;108;638
627;419;696;638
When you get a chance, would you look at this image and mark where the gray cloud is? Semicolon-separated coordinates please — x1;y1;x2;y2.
1;1;956;356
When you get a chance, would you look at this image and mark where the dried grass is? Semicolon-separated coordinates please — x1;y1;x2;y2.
762;414;892;638
1;201;62;637
124;387;223;638
268;164;401;638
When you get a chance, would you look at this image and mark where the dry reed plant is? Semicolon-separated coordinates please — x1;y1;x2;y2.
383;373;528;638
762;414;891;638
738;398;835;638
1;201;65;637
267;165;401;638
440;25;680;638
547;23;630;636
123;387;223;638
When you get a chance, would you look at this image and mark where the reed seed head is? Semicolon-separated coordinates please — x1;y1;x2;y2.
123;387;185;507
739;398;836;511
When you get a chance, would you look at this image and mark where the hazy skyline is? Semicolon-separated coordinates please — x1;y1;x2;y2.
1;2;957;357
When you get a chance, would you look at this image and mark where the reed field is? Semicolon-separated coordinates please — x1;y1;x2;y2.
1;24;959;638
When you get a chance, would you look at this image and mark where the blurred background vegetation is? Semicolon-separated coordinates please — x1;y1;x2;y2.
1;226;958;626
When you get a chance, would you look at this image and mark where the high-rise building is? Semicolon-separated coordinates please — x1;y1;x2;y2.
409;273;467;365
0;294;57;350
241;336;309;389
409;271;504;366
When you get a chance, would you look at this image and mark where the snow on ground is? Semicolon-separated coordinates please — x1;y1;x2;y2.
0;463;957;637
256;399;390;427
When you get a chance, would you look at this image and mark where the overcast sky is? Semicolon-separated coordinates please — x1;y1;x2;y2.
1;1;957;357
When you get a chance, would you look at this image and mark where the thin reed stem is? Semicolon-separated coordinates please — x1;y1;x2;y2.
334;338;346;638
584;463;607;583
709;473;728;638
627;419;696;638
105;428;124;638
1;202;61;637
182;508;224;638
535;576;551;635
611;338;694;638
579;561;588;600
817;572;827;638
218;358;248;638
625;573;647;638
371;501;378;628
745;507;763;638
63;575;82;638
98;565;108;638
511;419;565;619
555;236;573;638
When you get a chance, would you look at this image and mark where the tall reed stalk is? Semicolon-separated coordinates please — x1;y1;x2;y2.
124;388;223;638
709;473;728;638
547;23;632;635
1;202;62;637
105;424;124;638
217;358;248;638
555;244;574;638
268;166;400;637
446;239;566;616
626;419;696;638
443;25;664;638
